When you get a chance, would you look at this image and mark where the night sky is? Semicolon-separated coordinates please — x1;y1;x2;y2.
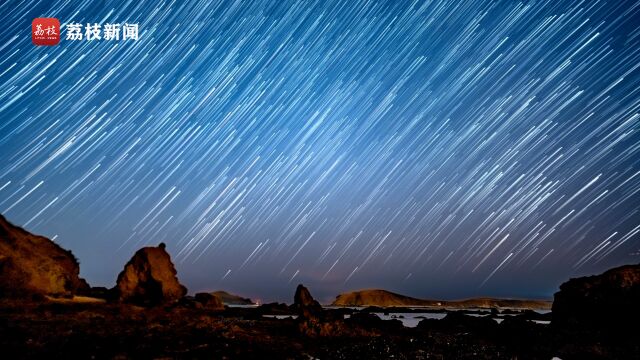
1;0;639;303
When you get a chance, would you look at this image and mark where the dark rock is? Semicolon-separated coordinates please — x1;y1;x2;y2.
194;292;224;310
113;243;187;306
292;284;346;336
417;311;498;334
498;316;552;358
0;214;89;298
361;306;385;313
212;290;254;305
500;308;520;315
346;312;403;332
293;284;322;310
515;309;550;322
257;302;292;315
441;312;498;332
77;286;113;301
298;313;350;337
552;263;640;331
176;295;202;309
293;284;323;323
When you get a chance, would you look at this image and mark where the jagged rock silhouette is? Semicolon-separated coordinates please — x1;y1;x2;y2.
114;243;187;306
0;214;88;298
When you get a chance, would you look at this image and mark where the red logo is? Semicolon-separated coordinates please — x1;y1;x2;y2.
32;18;60;46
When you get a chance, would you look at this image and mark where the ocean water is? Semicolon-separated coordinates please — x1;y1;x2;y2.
261;308;551;327
373;312;447;327
262;314;298;319
370;310;551;327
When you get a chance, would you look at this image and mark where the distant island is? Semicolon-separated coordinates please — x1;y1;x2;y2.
332;289;551;309
211;290;255;305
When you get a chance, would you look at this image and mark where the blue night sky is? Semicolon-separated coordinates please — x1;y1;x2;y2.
1;0;639;303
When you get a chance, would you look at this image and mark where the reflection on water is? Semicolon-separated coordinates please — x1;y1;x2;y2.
262;314;298;319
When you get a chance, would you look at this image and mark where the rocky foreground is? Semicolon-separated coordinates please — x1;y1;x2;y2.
1;214;639;359
0;283;638;359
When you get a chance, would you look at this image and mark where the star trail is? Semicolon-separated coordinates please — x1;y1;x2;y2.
1;0;639;302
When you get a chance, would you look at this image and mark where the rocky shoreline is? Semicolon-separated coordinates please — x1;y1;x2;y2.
1;214;639;359
0;286;636;359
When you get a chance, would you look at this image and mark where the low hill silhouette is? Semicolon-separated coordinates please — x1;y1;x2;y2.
212;290;254;305
332;289;551;309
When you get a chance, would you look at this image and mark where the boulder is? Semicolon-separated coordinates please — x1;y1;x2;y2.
257;302;292;315
176;295;202;309
346;312;404;333
439;311;498;333
552;263;640;330
0;214;88;298
194;292;225;310
114;243;187;306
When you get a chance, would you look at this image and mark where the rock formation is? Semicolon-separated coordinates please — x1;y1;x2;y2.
552;263;640;330
195;292;225;310
257;302;291;315
212;290;254;305
293;284;323;323
294;284;322;333
114;243;187;306
293;284;322;310
0;214;88;298
292;284;350;336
